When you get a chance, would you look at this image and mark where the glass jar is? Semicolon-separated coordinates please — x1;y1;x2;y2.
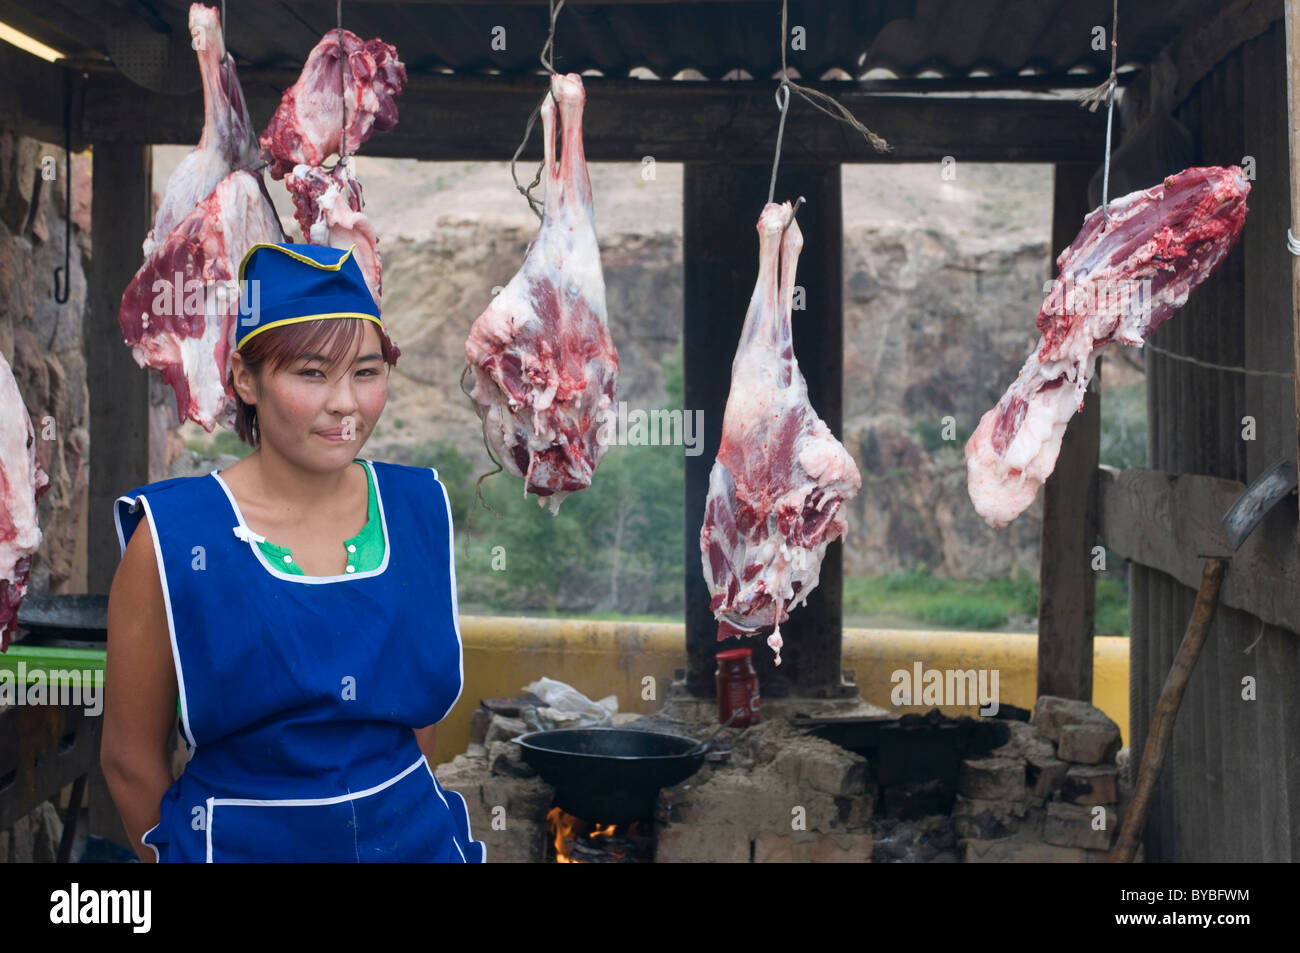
715;648;760;727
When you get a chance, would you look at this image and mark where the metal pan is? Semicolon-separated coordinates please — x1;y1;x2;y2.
513;727;709;825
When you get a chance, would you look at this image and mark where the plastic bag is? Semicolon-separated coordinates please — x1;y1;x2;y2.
522;677;615;728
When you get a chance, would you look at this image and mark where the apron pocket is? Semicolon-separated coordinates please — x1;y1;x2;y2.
206;758;464;862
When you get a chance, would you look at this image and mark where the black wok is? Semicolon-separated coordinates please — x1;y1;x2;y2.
513;727;709;825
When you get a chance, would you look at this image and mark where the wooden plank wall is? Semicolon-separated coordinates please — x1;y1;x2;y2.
1133;21;1300;861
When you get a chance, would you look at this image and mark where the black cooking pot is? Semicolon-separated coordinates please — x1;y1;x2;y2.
513;727;709;825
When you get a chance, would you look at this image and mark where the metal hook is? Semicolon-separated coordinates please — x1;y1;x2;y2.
782;195;805;232
52;69;72;305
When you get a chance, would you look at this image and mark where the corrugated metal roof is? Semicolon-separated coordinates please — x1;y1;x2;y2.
2;0;1233;84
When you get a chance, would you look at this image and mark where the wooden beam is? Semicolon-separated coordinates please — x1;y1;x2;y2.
1037;162;1100;701
77;71;1106;163
1098;466;1300;634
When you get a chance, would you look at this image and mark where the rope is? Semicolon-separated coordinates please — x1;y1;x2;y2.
1143;340;1295;380
460;363;506;518
1078;0;1119;229
337;0;348;164
1287;228;1300;256
510;0;565;221
767;0;889;204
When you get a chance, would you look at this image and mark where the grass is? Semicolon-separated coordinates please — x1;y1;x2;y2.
842;564;1130;636
465;565;1130;636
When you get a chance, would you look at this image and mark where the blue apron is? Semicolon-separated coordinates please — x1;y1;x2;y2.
113;458;485;863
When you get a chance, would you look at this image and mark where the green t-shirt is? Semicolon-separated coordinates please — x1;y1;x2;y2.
175;460;384;719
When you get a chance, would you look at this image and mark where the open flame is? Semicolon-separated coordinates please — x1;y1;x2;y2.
546;807;643;862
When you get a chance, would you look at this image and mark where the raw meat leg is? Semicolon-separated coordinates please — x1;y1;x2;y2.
0;348;50;652
117;172;285;432
145;3;261;257
965;166;1250;529
700;202;862;665
464;72;619;514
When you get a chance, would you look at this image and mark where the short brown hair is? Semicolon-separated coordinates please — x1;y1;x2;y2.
229;317;401;448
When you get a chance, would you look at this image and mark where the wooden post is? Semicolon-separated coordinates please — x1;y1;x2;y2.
85;143;153;849
683;163;852;700
1037;162;1101;701
86;143;154;596
1286;2;1300;470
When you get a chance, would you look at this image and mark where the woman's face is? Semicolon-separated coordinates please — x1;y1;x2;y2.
234;321;388;470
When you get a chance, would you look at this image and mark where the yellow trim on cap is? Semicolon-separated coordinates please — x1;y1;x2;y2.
237;242;358;284
235;312;385;350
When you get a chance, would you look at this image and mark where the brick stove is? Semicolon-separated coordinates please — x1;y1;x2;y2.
433;687;1136;863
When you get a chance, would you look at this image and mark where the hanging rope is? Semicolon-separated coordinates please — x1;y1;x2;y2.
219;0;228;64
767;0;889;204
335;0;350;168
1079;0;1119;229
510;0;566;221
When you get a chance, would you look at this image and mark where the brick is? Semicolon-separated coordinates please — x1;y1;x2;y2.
809;833;873;863
1026;753;1071;798
951;795;1037;840
770;742;868;796
656;823;752;863
1033;696;1121;752
479;776;554;818
486;740;537;778
959;756;1027;800
753;831;871;863
1060;765;1119;805
1059;723;1121;765
964;837;1088;863
1043;801;1117;850
481;820;549;864
468;707;492;744
485;715;528;743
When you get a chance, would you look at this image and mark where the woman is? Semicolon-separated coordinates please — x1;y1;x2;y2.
102;242;484;862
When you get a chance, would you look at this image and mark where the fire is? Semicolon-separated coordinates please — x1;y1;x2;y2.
546;807;641;862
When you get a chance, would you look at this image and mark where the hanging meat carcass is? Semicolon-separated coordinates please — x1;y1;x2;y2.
700;202;862;666
0;349;50;652
259;29;406;179
143;3;261;256
116;3;285;432
283;162;384;304
965;166;1250;529
464;72;619;514
259;28;406;307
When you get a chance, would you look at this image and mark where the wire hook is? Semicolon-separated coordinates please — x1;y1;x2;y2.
52;69;71;305
782;195;805;232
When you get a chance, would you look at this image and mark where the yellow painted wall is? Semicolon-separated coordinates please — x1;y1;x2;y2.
433;617;1130;766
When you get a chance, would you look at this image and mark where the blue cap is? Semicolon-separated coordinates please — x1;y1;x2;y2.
235;242;383;350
